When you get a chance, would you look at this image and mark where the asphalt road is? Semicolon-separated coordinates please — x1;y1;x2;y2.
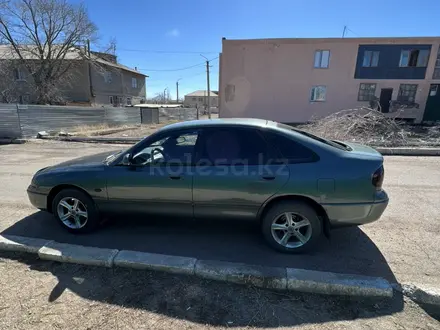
0;140;439;288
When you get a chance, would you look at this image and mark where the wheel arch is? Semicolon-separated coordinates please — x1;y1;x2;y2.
258;194;331;237
47;184;93;213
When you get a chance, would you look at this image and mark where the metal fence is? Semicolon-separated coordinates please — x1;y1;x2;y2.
0;104;142;138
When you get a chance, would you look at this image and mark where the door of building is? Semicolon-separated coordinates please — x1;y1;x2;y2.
379;88;393;113
423;84;440;122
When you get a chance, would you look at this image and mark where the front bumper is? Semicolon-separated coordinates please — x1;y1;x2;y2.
324;191;389;227
27;186;48;210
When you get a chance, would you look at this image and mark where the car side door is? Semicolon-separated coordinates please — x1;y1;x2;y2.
105;129;199;217
192;126;290;220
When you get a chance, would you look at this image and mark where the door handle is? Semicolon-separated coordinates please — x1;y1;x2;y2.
262;176;276;181
169;176;181;180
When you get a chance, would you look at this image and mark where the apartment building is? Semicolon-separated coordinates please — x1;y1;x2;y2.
219;37;440;123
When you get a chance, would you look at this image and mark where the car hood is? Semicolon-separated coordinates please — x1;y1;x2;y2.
41;151;119;173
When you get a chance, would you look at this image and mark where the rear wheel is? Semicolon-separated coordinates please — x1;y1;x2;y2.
261;201;322;253
52;189;100;233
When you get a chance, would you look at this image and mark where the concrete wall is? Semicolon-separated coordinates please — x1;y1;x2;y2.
219;37;440;123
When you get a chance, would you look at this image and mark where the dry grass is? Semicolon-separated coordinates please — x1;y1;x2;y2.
300;108;440;147
70;124;139;136
0;252;439;330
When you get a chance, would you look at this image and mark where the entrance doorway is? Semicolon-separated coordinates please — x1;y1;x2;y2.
423;84;440;122
379;88;393;113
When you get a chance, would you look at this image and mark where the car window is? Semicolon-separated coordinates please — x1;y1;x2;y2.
264;131;318;163
276;123;347;151
131;131;198;165
199;128;269;165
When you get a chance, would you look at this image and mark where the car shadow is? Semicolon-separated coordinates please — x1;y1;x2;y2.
0;211;408;326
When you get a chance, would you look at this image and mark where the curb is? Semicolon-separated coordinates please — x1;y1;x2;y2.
32;136;440;156
0;234;395;299
375;147;440;156
393;283;440;306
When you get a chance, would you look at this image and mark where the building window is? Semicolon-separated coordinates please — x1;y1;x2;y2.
399;49;430;67
109;96;114;104
132;78;137;88
104;71;112;83
14;68;25;81
397;84;418;102
198;97;203;102
314;50;330;68
310;86;326;102
362;51;380;67
126;97;132;106
358;83;377;101
118;96;123;105
192;97;196;101
433;46;440;79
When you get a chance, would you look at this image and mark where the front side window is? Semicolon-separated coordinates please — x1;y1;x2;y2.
131;131;199;166
314;50;330;68
358;83;377;101
362;51;380;67
132;77;137;88
400;49;430;67
310;86;326;102
397;84;418;102
199;128;269;165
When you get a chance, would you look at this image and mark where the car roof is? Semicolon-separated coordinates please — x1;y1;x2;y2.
159;118;274;132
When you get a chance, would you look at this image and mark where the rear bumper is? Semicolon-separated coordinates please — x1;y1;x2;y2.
323;191;389;227
27;186;48;210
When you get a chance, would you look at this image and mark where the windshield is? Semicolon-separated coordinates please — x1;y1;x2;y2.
276;123;348;151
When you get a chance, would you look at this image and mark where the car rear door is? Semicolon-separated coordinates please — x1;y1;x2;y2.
192;126;290;220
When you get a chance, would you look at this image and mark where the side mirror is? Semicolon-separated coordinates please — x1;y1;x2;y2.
122;153;132;166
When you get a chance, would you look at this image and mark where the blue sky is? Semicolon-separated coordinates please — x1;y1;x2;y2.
79;0;440;99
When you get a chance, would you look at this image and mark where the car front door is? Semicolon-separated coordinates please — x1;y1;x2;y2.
192;126;290;220
105;129;199;217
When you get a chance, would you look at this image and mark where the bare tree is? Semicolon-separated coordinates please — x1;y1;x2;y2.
0;0;97;104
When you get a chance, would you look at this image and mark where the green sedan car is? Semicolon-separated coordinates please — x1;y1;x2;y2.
27;118;388;253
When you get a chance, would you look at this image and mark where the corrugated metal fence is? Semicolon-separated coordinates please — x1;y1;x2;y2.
0;104;22;138
0;104;142;138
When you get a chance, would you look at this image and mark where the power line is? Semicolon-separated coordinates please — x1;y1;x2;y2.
117;47;218;54
138;62;205;72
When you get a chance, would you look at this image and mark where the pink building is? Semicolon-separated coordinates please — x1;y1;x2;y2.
219;37;440;123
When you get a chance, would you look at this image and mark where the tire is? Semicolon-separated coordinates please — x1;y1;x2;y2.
52;188;100;234
261;200;322;253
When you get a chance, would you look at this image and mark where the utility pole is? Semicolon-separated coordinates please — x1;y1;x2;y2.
201;55;211;119
176;78;181;104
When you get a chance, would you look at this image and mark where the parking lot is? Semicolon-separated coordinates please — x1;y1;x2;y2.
0;140;439;288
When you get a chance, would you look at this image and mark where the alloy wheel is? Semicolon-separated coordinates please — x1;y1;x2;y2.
57;197;88;229
270;212;312;248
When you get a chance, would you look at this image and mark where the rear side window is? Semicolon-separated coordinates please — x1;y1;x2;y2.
264;131;318;163
199;128;270;165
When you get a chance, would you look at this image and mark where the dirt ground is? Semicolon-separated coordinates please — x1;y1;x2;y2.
0;251;439;330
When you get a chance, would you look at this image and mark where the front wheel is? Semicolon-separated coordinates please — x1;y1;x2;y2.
261;201;322;253
52;188;100;233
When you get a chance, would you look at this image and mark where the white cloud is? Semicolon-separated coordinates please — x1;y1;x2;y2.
166;28;180;37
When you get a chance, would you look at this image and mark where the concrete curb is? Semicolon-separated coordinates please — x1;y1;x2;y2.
0;234;398;299
31;136;440;156
38;241;118;267
114;250;197;275
375;147;440;156
394;283;440;306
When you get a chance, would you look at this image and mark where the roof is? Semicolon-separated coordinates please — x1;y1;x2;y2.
159;118;270;132
185;90;219;97
223;36;440;45
0;45;148;77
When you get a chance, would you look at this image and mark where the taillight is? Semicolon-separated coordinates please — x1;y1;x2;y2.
372;165;384;190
